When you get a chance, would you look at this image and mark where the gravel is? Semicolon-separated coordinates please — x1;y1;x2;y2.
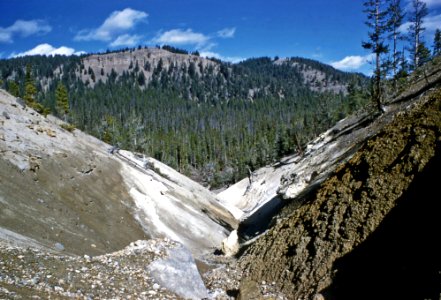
0;239;181;299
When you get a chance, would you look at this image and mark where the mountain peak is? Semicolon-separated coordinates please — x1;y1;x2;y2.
80;47;219;87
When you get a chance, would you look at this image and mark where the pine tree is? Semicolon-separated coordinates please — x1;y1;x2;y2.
55;82;69;120
408;0;428;69
363;0;389;112
23;64;50;115
90;70;96;82
24;64;37;105
433;29;441;56
387;0;405;78
7;80;20;97
416;43;431;66
397;48;409;78
137;72;146;86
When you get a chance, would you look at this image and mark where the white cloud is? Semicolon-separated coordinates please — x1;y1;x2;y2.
75;8;147;42
0;20;51;43
217;27;236;38
415;0;441;7
404;0;441;11
152;29;209;47
400;13;441;33
199;42;217;53
399;21;410;33
330;54;374;70
11;43;84;57
423;14;441;31
0;32;10;43
152;27;237;57
200;51;244;63
110;34;142;47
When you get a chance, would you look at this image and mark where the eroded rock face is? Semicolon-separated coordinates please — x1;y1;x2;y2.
238;89;441;299
0;89;235;256
79;48;220;88
217;58;441;241
0;90;147;255
216;95;388;236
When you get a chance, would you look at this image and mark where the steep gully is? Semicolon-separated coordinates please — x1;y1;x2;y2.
236;68;441;298
0;59;440;298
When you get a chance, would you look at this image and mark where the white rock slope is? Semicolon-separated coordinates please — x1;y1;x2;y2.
116;150;237;254
217;109;398;232
0;89;236;256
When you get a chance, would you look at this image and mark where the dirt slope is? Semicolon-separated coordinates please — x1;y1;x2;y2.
0;91;147;255
0;88;237;256
238;82;441;298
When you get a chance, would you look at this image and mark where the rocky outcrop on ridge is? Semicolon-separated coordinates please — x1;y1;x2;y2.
274;58;348;94
79;48;219;87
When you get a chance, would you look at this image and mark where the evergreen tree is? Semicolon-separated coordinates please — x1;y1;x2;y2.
416;43;431;66
55;82;69;120
397;48;409;78
433;29;441;56
23;63;50;115
362;0;389;112
24;64;37;105
387;0;405;78
88;66;96;82
7;80;20;97
408;0;428;69
137;72;146;86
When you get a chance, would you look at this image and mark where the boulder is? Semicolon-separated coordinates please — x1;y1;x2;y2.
222;230;240;257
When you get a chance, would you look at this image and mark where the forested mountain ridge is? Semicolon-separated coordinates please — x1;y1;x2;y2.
0;47;364;100
78;47;219;90
273;57;357;94
0;47;368;187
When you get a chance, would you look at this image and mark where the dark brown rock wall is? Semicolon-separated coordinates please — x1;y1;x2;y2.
239;89;441;299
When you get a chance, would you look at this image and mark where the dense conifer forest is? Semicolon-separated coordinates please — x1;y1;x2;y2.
0;47;368;187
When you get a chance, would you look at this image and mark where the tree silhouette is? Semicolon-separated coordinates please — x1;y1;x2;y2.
56;82;69;121
363;0;389;112
408;0;428;69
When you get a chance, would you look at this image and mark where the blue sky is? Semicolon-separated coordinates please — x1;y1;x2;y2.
1;0;440;74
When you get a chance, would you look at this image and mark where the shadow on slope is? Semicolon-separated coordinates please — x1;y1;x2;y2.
323;150;441;300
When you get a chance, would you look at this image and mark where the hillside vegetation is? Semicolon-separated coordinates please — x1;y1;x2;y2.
0;47;367;187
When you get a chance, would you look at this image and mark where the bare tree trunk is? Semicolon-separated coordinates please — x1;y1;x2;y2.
375;1;382;112
393;29;398;77
415;30;420;67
